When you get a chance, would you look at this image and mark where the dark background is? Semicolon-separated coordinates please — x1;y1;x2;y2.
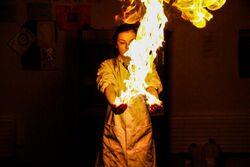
0;0;250;167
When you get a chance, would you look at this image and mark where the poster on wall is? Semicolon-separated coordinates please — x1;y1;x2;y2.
8;27;36;55
55;4;91;31
8;20;57;71
238;29;250;78
38;21;57;70
27;2;52;21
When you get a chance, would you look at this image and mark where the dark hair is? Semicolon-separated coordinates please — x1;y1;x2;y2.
112;23;139;56
112;23;139;44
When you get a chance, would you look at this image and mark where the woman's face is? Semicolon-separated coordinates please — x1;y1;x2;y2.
116;30;136;57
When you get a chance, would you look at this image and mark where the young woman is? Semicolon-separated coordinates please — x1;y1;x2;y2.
95;23;163;167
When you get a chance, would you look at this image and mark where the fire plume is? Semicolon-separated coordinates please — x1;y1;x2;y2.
165;0;226;28
114;0;226;105
115;0;167;106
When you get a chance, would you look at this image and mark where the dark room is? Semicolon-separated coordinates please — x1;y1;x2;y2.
0;0;250;167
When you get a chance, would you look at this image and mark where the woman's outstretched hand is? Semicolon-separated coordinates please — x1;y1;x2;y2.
149;101;163;114
110;103;128;115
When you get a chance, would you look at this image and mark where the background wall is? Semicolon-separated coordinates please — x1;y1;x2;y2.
167;0;250;153
0;0;119;166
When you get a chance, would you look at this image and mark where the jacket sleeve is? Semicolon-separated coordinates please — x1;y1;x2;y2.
96;59;117;94
145;64;163;94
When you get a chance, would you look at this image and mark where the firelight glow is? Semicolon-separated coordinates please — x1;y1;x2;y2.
115;0;226;105
165;0;226;28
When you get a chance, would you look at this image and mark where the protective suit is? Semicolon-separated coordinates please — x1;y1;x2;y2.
95;56;163;167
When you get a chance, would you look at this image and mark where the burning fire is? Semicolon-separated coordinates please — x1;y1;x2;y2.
115;0;226;105
165;0;226;28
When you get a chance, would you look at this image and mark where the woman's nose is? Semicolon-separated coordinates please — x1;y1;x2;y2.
125;44;129;50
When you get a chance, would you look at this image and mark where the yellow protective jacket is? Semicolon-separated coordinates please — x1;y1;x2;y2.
95;56;163;167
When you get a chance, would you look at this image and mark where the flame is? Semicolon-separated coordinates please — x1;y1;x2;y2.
115;0;167;106
114;0;226;106
165;0;226;28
